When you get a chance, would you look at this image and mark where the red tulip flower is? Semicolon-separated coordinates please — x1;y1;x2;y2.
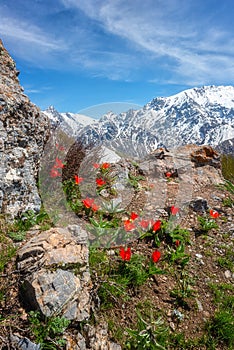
175;240;180;247
91;203;99;212
74;175;84;184
152;250;161;263
120;247;131;261
101;162;110;169
130;212;138;221
82;198;99;211
82;198;94;209
124;219;136;231
96;178;106;186
171;206;179;215
54;157;65;169
210;209;220;218
152;220;161;232
50;168;61;178
165;172;172;178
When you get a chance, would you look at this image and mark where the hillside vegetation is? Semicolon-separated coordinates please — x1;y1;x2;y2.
0;152;233;350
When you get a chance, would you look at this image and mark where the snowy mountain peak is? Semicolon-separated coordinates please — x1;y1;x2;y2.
147;85;234;111
44;86;234;157
43;106;96;137
75;85;234;156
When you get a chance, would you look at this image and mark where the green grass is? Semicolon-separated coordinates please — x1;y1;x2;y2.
125;310;169;350
205;282;234;349
6;208;53;242
0;232;16;273
216;247;234;272
221;155;234;181
28;311;70;349
127;172;146;191
197;216;219;233
89;249;163;310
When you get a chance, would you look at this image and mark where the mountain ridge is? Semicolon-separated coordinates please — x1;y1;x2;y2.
44;85;234;157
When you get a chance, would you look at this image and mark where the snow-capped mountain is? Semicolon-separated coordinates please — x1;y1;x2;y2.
75;85;234;157
43;105;95;137
44;86;234;157
216;138;234;155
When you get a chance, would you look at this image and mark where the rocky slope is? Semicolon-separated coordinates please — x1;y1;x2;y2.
0;144;233;349
0;40;50;217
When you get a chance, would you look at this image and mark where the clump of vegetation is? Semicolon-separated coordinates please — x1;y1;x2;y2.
205;283;234;349
29;311;70;349
221;155;234;181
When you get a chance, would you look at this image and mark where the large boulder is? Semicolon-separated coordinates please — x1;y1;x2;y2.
0;39;50;217
17;225;91;321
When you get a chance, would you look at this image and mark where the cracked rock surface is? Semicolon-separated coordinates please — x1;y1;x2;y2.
0;39;50;217
17;225;91;321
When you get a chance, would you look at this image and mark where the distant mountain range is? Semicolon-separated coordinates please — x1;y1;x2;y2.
43;105;95;137
43;85;234;156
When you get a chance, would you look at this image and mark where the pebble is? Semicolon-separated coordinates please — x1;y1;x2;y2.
106;249;116;256
203;311;210;319
161;276;168;282
99;189;110;198
169;322;176;331
195;253;205;265
195;298;203;311
224;270;232;279
211;195;222;201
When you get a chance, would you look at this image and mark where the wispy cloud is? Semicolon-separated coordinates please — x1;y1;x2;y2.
1;0;233;85
0;18;61;50
23;85;53;94
0;3;68;67
60;0;234;84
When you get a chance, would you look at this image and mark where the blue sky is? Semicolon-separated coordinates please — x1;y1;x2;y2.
0;0;233;117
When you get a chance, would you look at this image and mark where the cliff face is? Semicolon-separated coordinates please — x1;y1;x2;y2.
0;40;50;217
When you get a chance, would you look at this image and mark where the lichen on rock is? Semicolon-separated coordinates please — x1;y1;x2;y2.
0;39;50;218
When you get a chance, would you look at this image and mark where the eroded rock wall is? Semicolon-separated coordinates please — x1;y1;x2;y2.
0;39;50;217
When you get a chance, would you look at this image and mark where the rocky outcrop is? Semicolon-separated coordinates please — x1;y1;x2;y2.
17;225;91;321
190;145;220;168
0;39;50;218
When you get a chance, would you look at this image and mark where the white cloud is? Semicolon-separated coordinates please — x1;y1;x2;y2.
1;0;233;84
60;0;234;84
0;13;66;51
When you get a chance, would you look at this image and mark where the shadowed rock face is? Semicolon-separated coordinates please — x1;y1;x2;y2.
0;39;50;217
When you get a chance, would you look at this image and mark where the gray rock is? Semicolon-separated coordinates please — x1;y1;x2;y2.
83;323;122;350
189;197;208;212
0;40;50;218
76;333;87;350
10;334;40;350
224;270;232;279
195;298;203;311
17;225;91;321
